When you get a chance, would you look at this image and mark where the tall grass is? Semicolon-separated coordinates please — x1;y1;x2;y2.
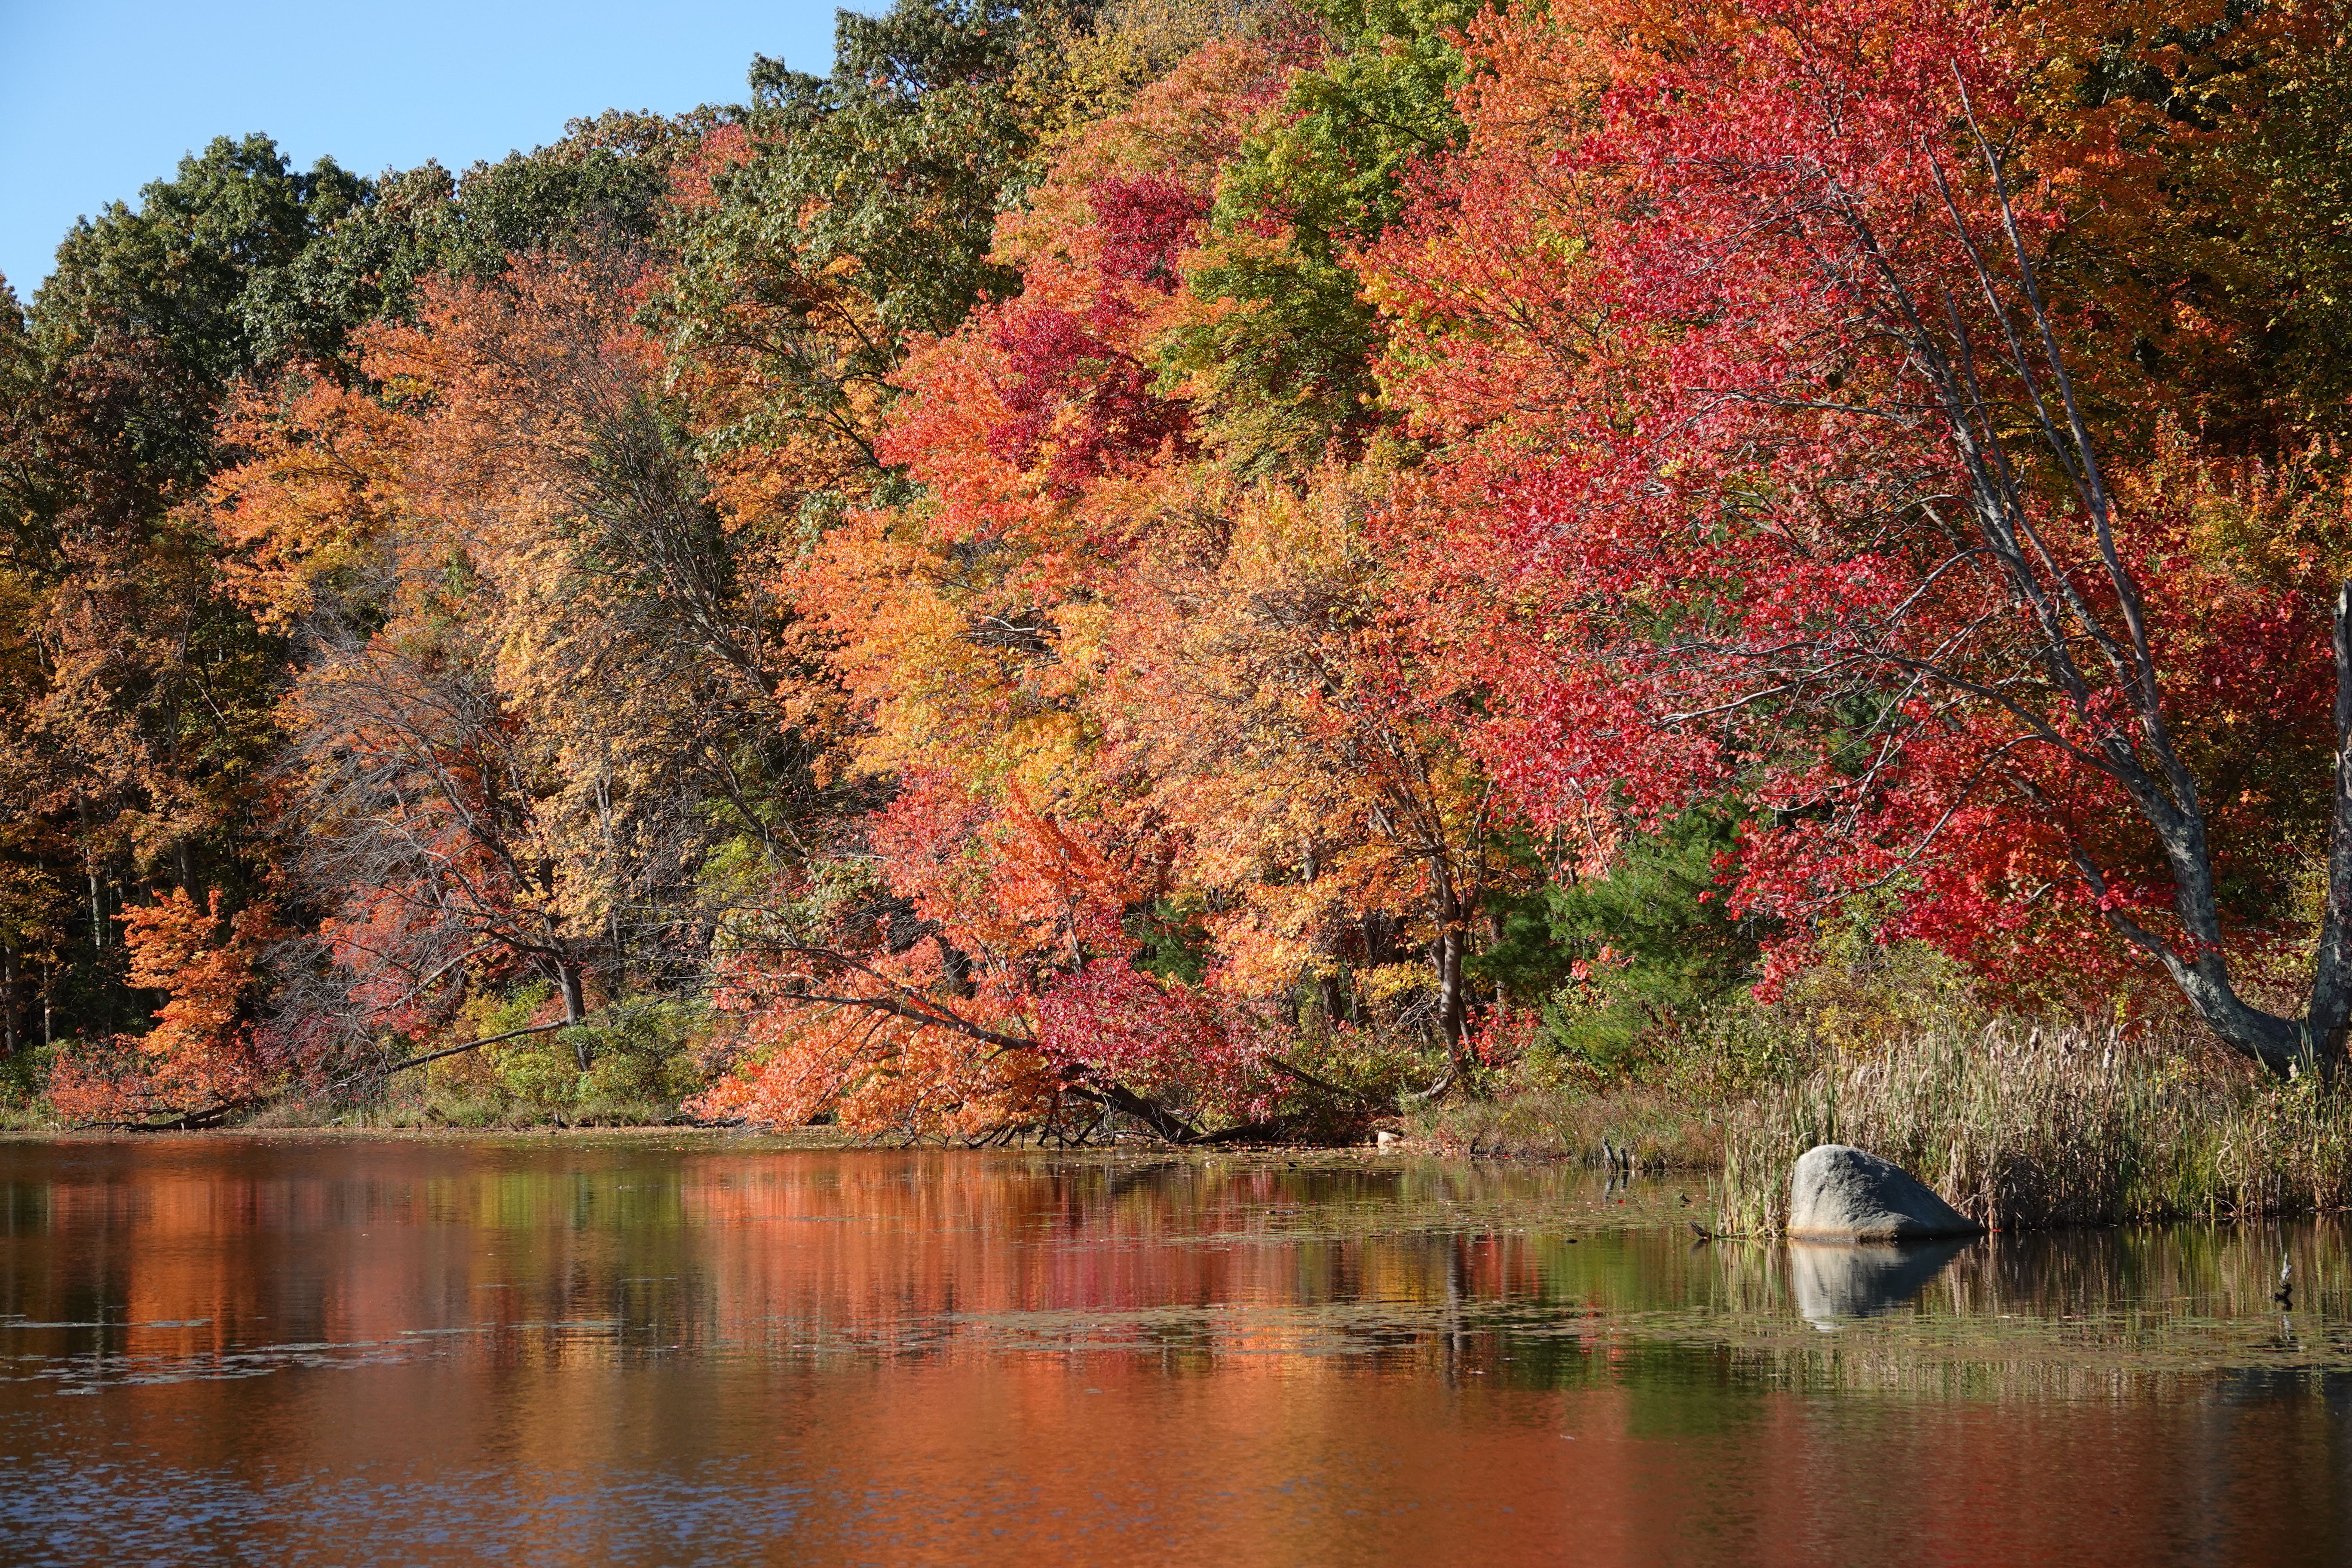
1720;1020;2352;1234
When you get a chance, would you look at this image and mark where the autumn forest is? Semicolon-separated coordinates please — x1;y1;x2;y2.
4;0;2351;1146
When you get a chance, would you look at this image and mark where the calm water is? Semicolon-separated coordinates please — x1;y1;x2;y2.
2;1137;2349;1566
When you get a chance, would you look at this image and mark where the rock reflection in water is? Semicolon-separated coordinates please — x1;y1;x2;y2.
1788;1238;1974;1329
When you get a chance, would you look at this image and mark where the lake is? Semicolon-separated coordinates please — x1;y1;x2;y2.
1;1135;2347;1565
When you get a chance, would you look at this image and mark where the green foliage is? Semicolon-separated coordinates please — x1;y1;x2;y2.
1480;808;1775;1074
24;135;369;502
1763;926;1986;1057
0;278;53;553
228;165;453;372
1127;897;1212;983
662;0;1085;494
1276;1010;1451;1138
252;129;689;374
0;1040;56;1114
1164;0;1473;467
423;986;706;1121
577;1000;710;1106
26;124;686;474
488;1029;584;1110
32;134;369;392
438;134;681;279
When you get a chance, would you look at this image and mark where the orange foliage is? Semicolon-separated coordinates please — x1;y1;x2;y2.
49;890;277;1122
52;0;2352;1121
701;31;1513;1135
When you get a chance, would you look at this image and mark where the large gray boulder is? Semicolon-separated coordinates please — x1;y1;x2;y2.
1785;1143;1983;1243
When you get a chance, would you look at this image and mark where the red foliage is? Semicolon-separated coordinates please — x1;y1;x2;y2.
1088;175;1210;289
985;304;1192;497
1033;912;1272;1111
1376;0;2331;995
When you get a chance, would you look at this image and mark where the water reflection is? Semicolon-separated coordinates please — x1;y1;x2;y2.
1788;1239;1973;1329
0;1137;2348;1565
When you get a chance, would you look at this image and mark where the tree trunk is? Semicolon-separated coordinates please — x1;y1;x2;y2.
1486;909;1510;1008
2139;579;2352;1075
557;957;591;1071
78;796;103;951
934;933;977;999
1428;852;1470;1055
2;940;15;1057
2300;577;2352;1070
1433;919;1466;1054
1887;180;2349;1080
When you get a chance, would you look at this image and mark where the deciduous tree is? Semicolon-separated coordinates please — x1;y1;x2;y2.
1373;0;2352;1070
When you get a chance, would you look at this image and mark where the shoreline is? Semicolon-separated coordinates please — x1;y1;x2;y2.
7;1124;2349;1246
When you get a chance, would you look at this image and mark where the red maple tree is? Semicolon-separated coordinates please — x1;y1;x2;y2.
1375;0;2349;1069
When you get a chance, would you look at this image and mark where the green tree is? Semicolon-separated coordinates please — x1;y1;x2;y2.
1163;0;1474;469
257;119;696;372
1480;810;1774;1072
659;0;1088;503
33;136;368;441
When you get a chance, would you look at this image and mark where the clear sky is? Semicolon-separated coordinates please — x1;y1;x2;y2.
0;0;848;304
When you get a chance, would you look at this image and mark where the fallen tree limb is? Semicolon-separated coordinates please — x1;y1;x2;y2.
1265;1055;1384;1105
1065;1078;1204;1143
383;1020;577;1076
1400;1069;1456;1105
92;1099;257;1133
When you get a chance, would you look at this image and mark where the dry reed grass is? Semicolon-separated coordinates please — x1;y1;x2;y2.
1721;1020;2352;1234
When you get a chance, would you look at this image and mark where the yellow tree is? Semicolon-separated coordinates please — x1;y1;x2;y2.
214;247;846;1076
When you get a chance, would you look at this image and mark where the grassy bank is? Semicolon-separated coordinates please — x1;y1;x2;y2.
1406;1013;2352;1235
0;996;710;1133
1405;1084;1728;1168
242;1089;692;1132
1716;1021;2352;1234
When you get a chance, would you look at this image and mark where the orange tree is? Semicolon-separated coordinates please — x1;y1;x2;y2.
693;13;1536;1136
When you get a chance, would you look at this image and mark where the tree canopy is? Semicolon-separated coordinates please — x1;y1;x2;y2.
8;0;2352;1133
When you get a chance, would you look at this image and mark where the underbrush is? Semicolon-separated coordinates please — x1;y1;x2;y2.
245;1091;690;1131
1411;932;2352;1235
1407;1009;2352;1235
241;996;714;1130
1402;956;1865;1165
14;936;2347;1237
0;1042;58;1128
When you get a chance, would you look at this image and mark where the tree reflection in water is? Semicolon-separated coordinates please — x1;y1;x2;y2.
1;1138;2349;1565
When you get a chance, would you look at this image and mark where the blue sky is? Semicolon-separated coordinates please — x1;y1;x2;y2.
0;1;847;303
